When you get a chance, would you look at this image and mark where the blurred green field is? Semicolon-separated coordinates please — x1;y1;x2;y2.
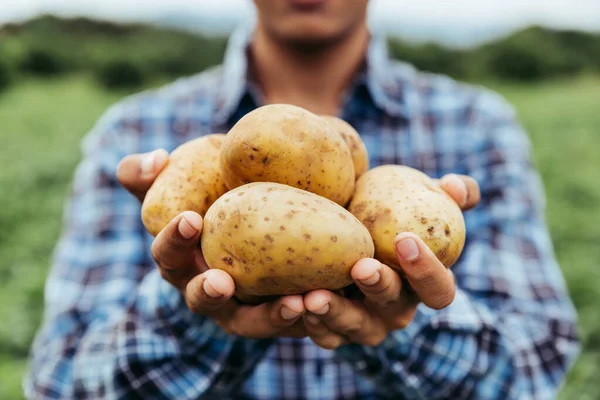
0;75;599;398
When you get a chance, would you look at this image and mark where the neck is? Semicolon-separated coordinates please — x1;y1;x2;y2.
250;24;369;116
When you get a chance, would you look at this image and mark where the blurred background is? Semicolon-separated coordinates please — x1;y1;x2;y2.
0;0;599;398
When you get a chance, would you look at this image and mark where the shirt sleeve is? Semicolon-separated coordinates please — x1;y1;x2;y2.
334;91;581;400
22;102;273;399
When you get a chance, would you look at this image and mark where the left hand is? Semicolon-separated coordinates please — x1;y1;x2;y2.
302;174;481;349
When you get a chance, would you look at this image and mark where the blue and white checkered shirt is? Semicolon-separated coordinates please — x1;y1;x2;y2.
24;24;580;400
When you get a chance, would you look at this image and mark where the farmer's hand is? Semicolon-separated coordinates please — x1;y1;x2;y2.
302;174;480;349
116;149;308;339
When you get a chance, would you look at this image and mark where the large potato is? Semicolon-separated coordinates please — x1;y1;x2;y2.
348;165;466;270
201;182;375;296
220;104;356;206
141;134;228;237
320;115;369;180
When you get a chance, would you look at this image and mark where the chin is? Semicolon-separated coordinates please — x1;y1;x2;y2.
274;22;348;47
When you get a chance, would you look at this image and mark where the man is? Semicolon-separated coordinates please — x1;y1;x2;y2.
25;0;580;399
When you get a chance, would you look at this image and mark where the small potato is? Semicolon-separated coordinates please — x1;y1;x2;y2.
320;115;369;179
348;165;466;270
220;104;356;206
141;134;228;237
201;182;375;296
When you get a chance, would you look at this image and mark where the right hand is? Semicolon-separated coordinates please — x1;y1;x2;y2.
117;149;308;339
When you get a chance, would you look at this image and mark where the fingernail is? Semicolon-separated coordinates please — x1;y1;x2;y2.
359;271;380;286
313;303;329;315
203;279;222;298
140;151;156;178
396;238;420;261
178;217;198;239
281;306;301;320
305;315;320;325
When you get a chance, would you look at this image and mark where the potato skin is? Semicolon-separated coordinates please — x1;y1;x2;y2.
220;104;356;206
201;182;375;296
141;134;228;237
320;115;369;180
348;165;466;270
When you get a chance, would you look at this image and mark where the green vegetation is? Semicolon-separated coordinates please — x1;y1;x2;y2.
0;14;598;399
488;77;600;400
0;76;120;398
0;15;227;89
389;27;600;81
1;15;599;90
95;59;146;89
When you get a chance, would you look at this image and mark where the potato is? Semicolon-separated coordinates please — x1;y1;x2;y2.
141;134;228;237
320;115;369;179
348;165;466;270
220;104;356;206
201;182;375;296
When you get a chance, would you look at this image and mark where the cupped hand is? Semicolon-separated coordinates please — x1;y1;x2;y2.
302;174;481;349
117;149;308;339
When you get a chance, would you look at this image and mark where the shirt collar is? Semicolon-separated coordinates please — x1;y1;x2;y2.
213;21;411;126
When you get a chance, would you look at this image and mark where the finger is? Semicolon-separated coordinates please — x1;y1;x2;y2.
351;258;417;330
351;258;402;306
439;174;481;211
304;290;387;347
277;320;309;339
185;269;236;315
223;295;307;339
117;149;169;202
303;314;347;350
394;233;456;310
152;211;203;290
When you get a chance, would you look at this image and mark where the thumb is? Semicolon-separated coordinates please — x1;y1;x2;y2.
117;149;169;202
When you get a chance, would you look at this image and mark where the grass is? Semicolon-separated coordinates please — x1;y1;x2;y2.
0;74;599;398
488;76;600;400
0;76;123;397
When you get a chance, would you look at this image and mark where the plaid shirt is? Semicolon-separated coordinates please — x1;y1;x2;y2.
24;23;580;400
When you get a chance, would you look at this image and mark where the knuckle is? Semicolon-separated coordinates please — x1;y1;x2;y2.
343;324;363;337
367;278;393;298
270;308;293;328
163;228;184;249
228;318;257;339
151;231;187;267
341;316;365;337
411;267;438;288
151;237;179;267
325;299;345;320
184;294;199;314
372;291;400;307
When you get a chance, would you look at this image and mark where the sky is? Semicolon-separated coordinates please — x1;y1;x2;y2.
1;0;599;47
